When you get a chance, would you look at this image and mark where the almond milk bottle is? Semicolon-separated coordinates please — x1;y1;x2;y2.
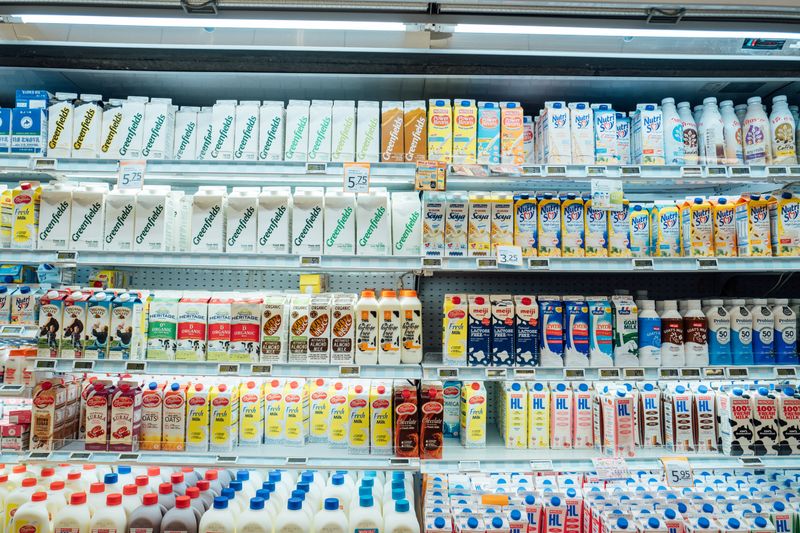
700;97;725;165
744;96;771;164
677;101;699;164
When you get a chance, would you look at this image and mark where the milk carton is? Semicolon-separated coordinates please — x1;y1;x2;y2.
38;289;67;358
527;382;550;448
257;101;284;161
307;100;333;162
573;383;594;448
175;294;209;361
195;107;214;160
499;382;527;448
631;104;666;165
173;106;199;160
563;297;590;367
391;191;422;256
537;193;561;257
239;380;264;446
736;194;772;257
263;381;286;445
468;192;492;257
141;98;175;160
347;381;370;454
307;294;332;363
600;387;636;456
403;100;427;163
190;187;226;252
584;198;608;257
452;100;477;164
692;383;717;451
616;113;632;165
102;188;136;251
186;384;209;452
442;381;461;437
323;189;356;255
560;194;585;257
681;197;714;257
629;204;651;257
752;388;779;455
550;383;573;449
587;298;614;367
206;294;233;361
288;294;311;363
777;387;800;454
330;294;356;364
162;383;186;451
46;93;76;158
460;381;487;448
514;295;539;366
330;100;356;162
490;295;515;366
611;295;638;366
428;99;453;163
230;294;262;362
233;101;259;161
544;496;568;533
260;294;289;363
116;97;148;159
523;115;535;163
542;102;571;164
209;383;238;452
37;182;72;250
717;387;754;456
380;101;404;162
491;192;514;253
146;292;180;360
712;197;737;257
467;294;491;366
85;291;114;360
608;201;631;258
514;193;537;257
285;379;309;446
539;296;564;367
71;95;102;158
140;383;163;451
258;186;292;254
769;191;800;256
292;187;324;255
443;294;468;365
110;291;148;360
568;103;594;164
0;109;10;155
651;202;682;257
210;100;236;160
422;191;445;256
592;104;618;164
356;101;379;162
663;384;695;451
500;101;524;165
356;189;390;256
477;102;501;164
134;186;171;252
445;191;468;257
69;184;107;251
225;187;258;253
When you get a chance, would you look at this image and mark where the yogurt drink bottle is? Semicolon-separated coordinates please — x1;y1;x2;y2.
744;97;771;164
660;300;685;367
638;300;661;367
676;102;699;165
660;98;685;165
751;298;775;365
770;95;798;164
729;299;754;365
719;100;744;164
706;299;732;366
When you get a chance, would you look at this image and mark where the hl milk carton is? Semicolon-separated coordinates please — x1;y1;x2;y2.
500;382;527;448
467;294;491;366
592;104;617;164
103;188;136;252
258;186;292;254
428;99;453;163
443;294;468;365
308;100;333;162
233;100;260;161
560;193;585;257
637;382;662;447
681;197;714;257
573;383;594;448
663;384;695;451
47;93;76;158
500;101;525;165
356;101;379;162
692;383;717;451
587;297;614;367
491;192;514;253
225;187;259;253
568;103;594;164
712;197;737;257
539;296;564;367
292;187;324;255
422;191;445;257
71;94;102;158
284;100;310;161
468;192;492;257
514;193;537;257
542;102;571;164
331;100;356;162
258;101;285;161
631;104;665;165
584;198;608;257
608;201;631;258
550;383;573;449
381;101;404;162
563;297;590;367
600;387;636;456
514;295;539;366
116;96;148;159
629;204;651;257
37;182;73;250
173;106;199;160
736;194;771;256
537;193;562;257
651;202;682;257
453;99;477;164
490;295;515;366
477;102;501;164
770;191;800;256
210;100;236;160
141;98;175;160
356;188;391;256
445;191;468;257
403;100;427;163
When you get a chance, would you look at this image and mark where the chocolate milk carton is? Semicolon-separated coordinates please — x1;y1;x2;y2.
233;101;259;161
381;101;404;162
637;382;662;447
356;101;379;162
47;93;76;158
717;387;754;456
404;100;427;162
691;383;717;451
467;294;491;366
141;98;175;160
568;103;595;164
490;295;515;366
173;106;199;160
514;295;539;366
71;94;103;158
331;100;356;162
308;100;333;162
210;100;236;160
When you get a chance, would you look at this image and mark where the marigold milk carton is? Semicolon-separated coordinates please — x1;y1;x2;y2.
542;102;571;164
769;191;800;256
500;101;525;165
584;198;608;257
347;381;370;454
258;101;285;161
681;197;714;257
239;380;264;446
651;202;682;257
428;99;453;163
592;104;618;164
328;380;348;447
490;295;515;366
443;294;468;365
736;194;772;257
460;381;487;448
712;197;737;257
587;297;614;367
209;383;238;452
560;194;585;257
162;383;186;451
284;379;309;446
140;382;163;451
514;193;537;257
477;102;501;164
537;193;562;257
186;383;210;452
514;295;539;366
568;103;594;164
443;381;461;437
608;201;631;258
370;380;393;455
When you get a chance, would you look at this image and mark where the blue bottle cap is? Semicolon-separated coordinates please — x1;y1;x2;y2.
467;517;479;529
491;517;503;528
287;498;302;511
104;473;118;484
510;510;521;521
255;489;270;501
617;517;628;529
332;474;344;486
213;497;228;509
360;496;374;507
434;518;446;529
237;471;249;481
249;497;264;510
117;466;131;475
229;481;242;491
324;498;339;511
221;488;235;500
727;518;740;528
647;517;660;528
550;496;561;506
698;517;710;528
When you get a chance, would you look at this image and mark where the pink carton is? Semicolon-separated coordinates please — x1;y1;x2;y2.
663;384;695;451
522;494;542;533
109;381;141;452
84;381;112;451
637;382;663;448
564;488;583;532
573;383;594;448
691;383;716;451
550;383;573;449
543;496;567;533
600;387;636;456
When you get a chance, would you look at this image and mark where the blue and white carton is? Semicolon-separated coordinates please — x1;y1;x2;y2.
563;296;590;368
467;294;491;366
587;297;613;367
491;294;515;366
538;296;564;367
568;102;594;164
11;108;46;154
591;104;617;164
0;109;10;153
514;295;539;366
542;102;571;164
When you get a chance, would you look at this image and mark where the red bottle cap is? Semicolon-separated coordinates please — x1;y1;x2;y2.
90;482;105;494
143;493;158;506
136;476;149;487
159;482;172;495
31;492;47;502
171;472;184;484
176;496;190;509
123;485;137;496
71;492;87;505
50;481;65;491
186;487;199;499
22;478;36;488
107;493;122;506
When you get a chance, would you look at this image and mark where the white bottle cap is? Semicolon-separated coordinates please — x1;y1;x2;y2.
774;298;789;305
719;100;734;108
747;96;762;106
773;95;788;105
752;298;768;305
662;97;675;105
687;299;702;309
663;300;678;311
703;97;718;106
640;300;655;310
707;299;724;306
730;299;745;305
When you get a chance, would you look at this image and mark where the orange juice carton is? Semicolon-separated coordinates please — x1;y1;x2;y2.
600;386;635;456
542;102;571;164
560;193;585;257
491;192;515;254
663;384;695;451
84;381;112;451
403;100;427;163
37;289;69;358
735;194;772;257
584;197;608;257
629;204;651;257
500;101;524;165
348;381;370;454
573;383;594;448
453;99;477;164
443;294;468;365
370;380;393;455
568;102;594;164
608;200;631;257
490;294;515;366
467;294;491;366
307;294;332;364
186;383;210;452
550;383;573;449
381;101;404;162
109;381;141;452
477;101;501;164
175;293;209;361
140;381;163;451
537;193;561;257
468;192;492;257
651;202;682;257
284;379;309;446
162;382;186;451
592;103;617;164
264;378;287;445
239;380;264;446
712;197;737;257
209;382;238;452
769;191;800;256
427;99;452;163
206;293;233;361
230;293;263;362
261;294;289;363
308;378;330;443
328;380;349;448
445;191;468;257
422;191;445;257
514;193;537;257
681;197;714;257
62;290;92;359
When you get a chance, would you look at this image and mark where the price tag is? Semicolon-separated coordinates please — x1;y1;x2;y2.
476;258;498;269
730;166;751;177
251;364;272;376
564;368;585;379
72;360;94;371
660;368;680;378
343;162;370;193
528;258;550;270
696;258;718;270
299;256;322;267
620;166;641;177
0;384;25;395
789;166;800;176
681;166;703;178
632;258;654;270
545;166;567;176
530;460;554;471
775;367;797;378
28;451;51;461
740;457;763;467
31;158;57;171
415;161;447;191
521;165;542;176
218;363;239;375
390;458;411;466
592;457;629;480
599;368;620;380
497;245;523;266
728;367;750;378
118;453;140;462
591;179;624;211
438;368;459;379
305;162;328;174
768;166;789;176
35;359;57;370
125;361;147;373
339;365;361;377
624;368;645;379
216;455;239;463
485;368;507;380
705;166;728;177
286;457;308;465
680;368;701;379
118;159;146;190
662;457;694;487
703;367;725;378
513;368;536;379
69;452;93;461
56;250;78;264
458;460;481;472
421;257;443;269
587;166;606;177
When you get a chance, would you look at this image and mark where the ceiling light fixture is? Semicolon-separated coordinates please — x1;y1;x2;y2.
454;23;800;40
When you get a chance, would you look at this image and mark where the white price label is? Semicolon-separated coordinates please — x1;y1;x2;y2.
591;179;624;211
118;160;146;190
662;458;694;487
496;245;523;266
343;162;370;193
592;457;629;481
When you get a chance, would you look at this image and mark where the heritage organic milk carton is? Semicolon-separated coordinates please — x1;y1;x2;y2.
467;294;491;366
477;102;501;164
422;191;445;256
146;292;181;360
284;100;310;161
292;187;324;255
175;293;209;361
651;202;682;257
735;194;772;257
391;191;422;256
491;192;514;254
769;191;800;256
712;197;737;257
210;100;236;160
608;201;631;258
537;193;561;257
681;197;714;257
445;191;468;257
490;295;515;366
443;294;467;365
403;100;427;163
468;192;492;257
47;93;76;158
592;104;618;164
356;101;379;162
232;101;259;161
514;193;537;257
381;101;404;162
190;187;226;253
258;101;285;161
230;294;262;362
428;99;453;163
37;182;73;250
331;100;356;162
141;98;175;160
542;102;571;164
69;184;107;251
631;104;665;165
173;106;199;160
584;198;608;257
308;100;333;162
500;101;524;165
71;94;103;158
453;99;478;164
560;193;585;257
258;186;292;254
356;189;390;255
568;103;594;164
206;294;233;361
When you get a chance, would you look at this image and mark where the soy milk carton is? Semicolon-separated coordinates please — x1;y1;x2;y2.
283;100;310;161
542;102;571;164
500;101;524;165
584;198;608;257
681;197;714;257
712;197;737;257
477;102;501;164
629;204;651;257
46;93;76;157
210;100;236;160
560;194;585;257
173;106;199;160
292;187;324;255
37;183;73;250
468;192;492;257
467;294;491;366
428;99;453;163
308;100;333;162
258;186;292;254
651;202;682;257
631;104;665;165
616;113;632;165
490;295;515;366
445;192;468;257
514;295;539;366
735;194;772;257
332;100;356;162
592;104;617;164
491;192;514;253
608;201;631;258
422;191;445;256
537;193;561;257
141;98;175;160
769;191;800;256
568;103;594;164
513;193;537;257
356;101;379;162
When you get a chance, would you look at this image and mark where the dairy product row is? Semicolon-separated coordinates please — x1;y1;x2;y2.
2;182;423;256
537;95;800;166
443;293;799;368
422;191;800;258
422;470;800;533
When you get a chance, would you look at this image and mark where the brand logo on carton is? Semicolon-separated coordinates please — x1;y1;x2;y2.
517;203;536;221
175;121;196;159
227;206;255;247
141;114;165;156
396;403;417;415
164;394;184;408
49;107;71;149
135;204;164;244
350;398;367;408
105;204;134;244
113;307;132;320
541;203;559;221
212;396;229;407
260;116;282;159
326;206;353;247
260;205;286;246
86;396;107;407
188;395;206;406
405;116;425;162
142;394;161;408
39;201;69;241
752;205;768;222
693;208;710;225
597;114;614;132
34;394;55;408
617;122;630;139
432;113;450;127
294;206;321;246
199;124;213;158
234;116;258;158
564;203;582;222
422;401;443;414
285;115;309;159
372;399;389;409
211;115;234;158
330;395;346;405
13;194;31;205
644;114;662;133
358;206;386;246
552;113;567;128
101;112;123;153
716;209;733;226
395;211;420;251
631;213;648;230
71;202;102;242
118;112;143;156
782;202;799;222
661;211;678;229
382;117;402;160
480;113;499;128
575;114;591;129
469;395;485;405
73;108;96;150
113;396;134;408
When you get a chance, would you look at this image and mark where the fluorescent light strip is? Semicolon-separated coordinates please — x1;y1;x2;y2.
455;23;800;40
16;14;406;32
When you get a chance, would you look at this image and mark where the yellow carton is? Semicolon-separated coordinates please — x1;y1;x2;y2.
186;383;210;452
735;194;772;257
327;380;349;447
490;192;514;254
513;193;537;257
681;197;713;257
442;294;468;365
263;378;286;444
369;380;393;455
209;383;239;452
651;202;682;257
238;380;264;446
468;192;492;257
537;193;561;257
307;378;330;443
527;382;550;448
453;99;477;164
459;381;486;448
427;99;452;163
584;197;608;257
770;191;800;256
712;197;737;257
283;379;308;446
560;193;585;257
347;381;370;454
500;101;525;165
0;188;12;246
11;182;41;249
607;200;631;257
499;381;527;449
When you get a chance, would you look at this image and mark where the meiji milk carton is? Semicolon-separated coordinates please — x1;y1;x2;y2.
62;290;91;359
735;194;772;257
71;94;102;157
356;101;379;162
563;296;590;367
391;191;421;256
537;193;561;257
37;182;72;250
47;93;76;157
141;98;175;160
514;295;539;366
260;294;289;363
356;189;390;255
477;102;501;164
608;201;631;258
288;295;311;363
331;100;356;162
38;289;67;358
551;383;573;449
651;202;682;257
681;198;713;257
587;297;613;367
663;384;695;451
330;294;356;364
769;191;800;256
499;382;526;449
632;104;665;165
210;100;236;160
175;293;209;361
592;104;618;164
616;113;631;164
452;99;477;164
573;383;594;448
443;381;461;437
629;204;651;257
209;383;238;452
186;383;210;452
190;187;226;252
777;387;800;454
712;197;737;257
292;187;324;255
233;101;259;161
692;383;717;451
69;184;107;251
173;106;199;160
258;186;292;254
134;186;171;252
103;188;136;251
380;101;404;162
467;294;491;366
443;294;468;365
611;294;638;366
85;291;114;359
717;387;753;455
195;107;214;160
514;193;537;257
307;100;333;162
584;198;608;257
146;292;180;360
116;96;148;159
403;100;427;163
637;382;662;447
568;103;594;164
230;294;262;362
528;382;550;448
523;116;535;163
206;294;233;361
422;191;445;257
491;192;514;253
560;193;585;257
539;296;564;367
11;107;46;155
307;295;332;364
140;382;163;450
468;192;492;257
500;101;525;165
428;99;453;163
542;102;571;164
600;387;636;456
490;295;515;366
752;387;779;455
258;101;285;161
460;381;486;448
225;187;258;253
162;383;186;451
445;191;468;257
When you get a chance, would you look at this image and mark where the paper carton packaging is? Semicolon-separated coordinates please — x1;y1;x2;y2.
403;100;427;162
84;291;114;360
84;381;111;450
523;116;535;164
600;388;635;456
210;100;236;160
610;294;638;365
324;189;356;255
195;107;214;160
631;103;665;165
490;294;515;366
70;95;102;157
391;191;421;256
175;294;209;361
11;108;46;155
291;187;324;255
69;184;108;251
327;380;348;447
356;189;391;256
568;103;594;164
257;101;285;161
139;383;162;450
0;108;11;154
381;101;404;162
37;183;72;250
452;99;477;164
116;96;148;159
134;187;171;252
230;295;262;362
477;102;501;164
330;100;356;162
769;192;800;256
307;100;333;162
173;106;199;160
500;101;524;165
442;381;461;437
445;191;468;257
225;187;259;253
103;188;136;251
109;291;149;360
468;192;492;257
442;294;467;365
307;295;332;363
637;383;662;447
584;198;608;257
258;186;292;254
288;295;311;363
191;187;226;252
752;389;779;455
717;388;754;456
573;383;594;448
539;296;564;366
491;192;514;253
498;382;526;449
284;379;310;446
550;383;573;448
38;289;68;358
422;191;445;256
141;98;175;160
777;388;800;454
514;295;539;366
563;296;590;367
467;294;491;366
537;193;562;257
629;204;651;257
330;294;356;364
691;384;716;451
460;381;486;448
681;198;714;257
514;193;537;257
616;113;631;164
735;194;771;257
185;384;210;452
651;202;682;257
261;294;289;363
162;383;186;451
663;385;695;451
356;101;379;162
428;99;453;163
47;93;76;158
233;101;259;161
608;201;631;258
206;295;233;361
560;194;585;257
592;104;618;164
370;380;393;455
262;379;284;445
542;101;571;164
146;292;180;360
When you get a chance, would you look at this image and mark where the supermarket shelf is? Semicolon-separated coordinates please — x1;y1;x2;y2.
34;358;423;379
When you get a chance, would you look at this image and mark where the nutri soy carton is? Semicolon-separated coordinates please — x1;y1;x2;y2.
490;295;515;366
537;193;562;257
467;294;491;366
539;296;564;367
514;193;537;257
514;295;539;366
735;194;772;257
769;191;800;256
616;113;631;165
542;102;571;164
592;104;617;164
631;103;665;165
584;197;608;257
560;193;585;257
568;103;594;164
651;202;682;257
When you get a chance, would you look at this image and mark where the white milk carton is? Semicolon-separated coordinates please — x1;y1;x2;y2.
631;104;666;165
542;101;571;164
422;191;445;256
195;106;214;160
117;96;148;159
102;188;137;252
324;189;356;255
284;100;310;161
308;100;333;162
230;294;262;362
146;292;181;360
233;101;259;161
71;94;103;158
226;187;259;253
210;100;237;160
258;101;285;161
356;101;380;162
391;191;422;256
445;191;468;257
134;186;172;252
37;182;73;250
98;99;123;159
190;187;227;253
46;92;76;158
717;387;754;456
206;293;233;361
175;293;210;361
141;98;175;160
523;115;535;164
69;183;108;251
592;104;618;164
258;186;292;254
331;100;356;162
568;103;595;164
173;106;199;160
292;187;324;255
356;189;391;255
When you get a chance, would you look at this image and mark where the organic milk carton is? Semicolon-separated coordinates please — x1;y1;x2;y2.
573;383;594;448
146;292;180;360
258;186;292;254
490;295;515;366
735;194;772;257
330;294;356;364
141;98;175;160
592;104;618;164
190;187;226;252
239;381;264;446
608;201;631;258
225;187;258;253
681;197;713;257
468;192;492;256
612;295;639;366
443;294;468;365
450;100;477;164
616;113;632;165
467;294;491;366
422;191;445;256
523;115;535;163
584;198;608;257
537;193;561;257
542;102;571;164
195;107;214;160
550;383;573;449
185;383;209;452
514;193;537;257
499;382;527;448
629;204;651;257
47;93;76;157
284;379;309;446
491;192;514;253
260;294;288;363
232;100;259;161
206;294;233;361
752;387;779;456
292;187;324;255
514;295;539;366
230;294;262;362
209;383;238;452
209;100;236;160
115;97;147;159
282;99;311;161
560;193;585;257
288;295;311;363
330;100;356;162
71;94;102;158
663;384;694;451
347;381;370;454
173;106;199;160
175;293;209;361
391;191;421;256
356;101;380;162
539;296;564;367
460;381;487;448
69;183;107;251
85;291;115;360
632;104;665;165
477;102;501;164
563;297;590;367
769;191;800;256
356;189;391;255
37;182;72;250
403;100;427;163
307;294;332;363
600;387;636;456
712;197;737;257
651;202;682;257
568;103;594;164
134;186;171;252
307;100;333;162
38;289;67;358
428;99;453;163
445;191;468;257
258;101;284;161
500;101;524;165
102;188;136;251
717;387;753;455
380;101;404;162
